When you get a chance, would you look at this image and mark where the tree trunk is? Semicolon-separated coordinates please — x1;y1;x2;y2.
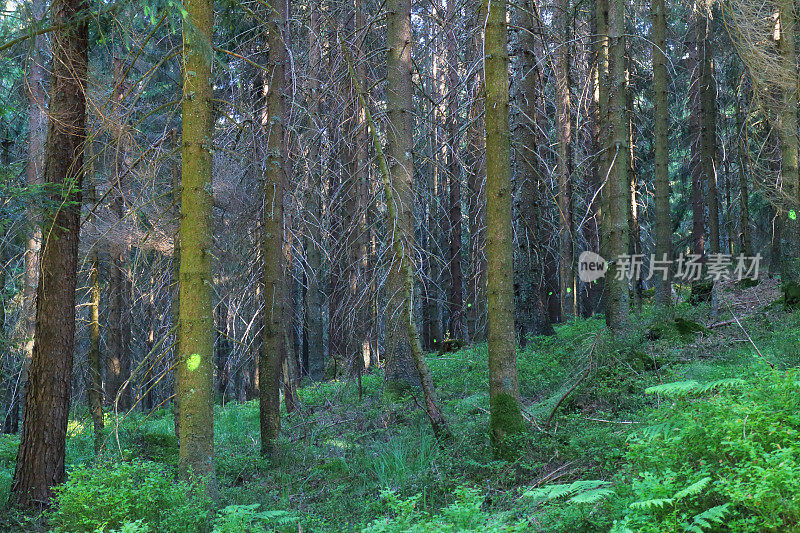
777;0;799;279
384;0;421;393
215;299;231;402
736;82;752;256
445;0;464;340
86;142;104;455
343;30;449;436
17;0;47;438
483;0;523;455
170;129;181;439
585;0;605;316
627;66;643;311
10;0;88;506
467;18;487;342
700;15;719;255
260;0;288;459
556;0;575;319
304;8;325;381
652;0;671;305
515;0;554;340
602;0;630;332
177;0;217;493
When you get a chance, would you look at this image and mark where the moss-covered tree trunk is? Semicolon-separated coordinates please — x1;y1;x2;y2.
483;0;523;454
178;0;217;493
10;0;87;506
260;0;287;458
652;0;671;305
343;32;449;437
602;0;630;332
384;0;420;393
777;0;799;279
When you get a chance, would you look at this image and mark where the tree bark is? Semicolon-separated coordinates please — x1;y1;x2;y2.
384;0;421;393
11;0;88;506
556;0;575;319
652;0;672;305
445;0;464;340
303;8;325;381
483;0;523;455
467;15;487;342
260;0;288;459
178;0;217;493
602;0;630;332
514;0;554;340
85;142;104;455
777;0;799;279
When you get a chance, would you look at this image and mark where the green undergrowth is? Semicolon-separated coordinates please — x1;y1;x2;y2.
1;289;799;531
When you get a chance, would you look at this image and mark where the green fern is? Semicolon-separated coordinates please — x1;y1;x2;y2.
645;380;700;397
628;497;674;509
673;477;710;499
629;477;711;511
645;379;744;398
524;480;614;505
684;503;731;532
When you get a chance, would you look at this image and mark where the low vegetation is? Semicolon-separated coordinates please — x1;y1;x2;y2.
0;285;797;531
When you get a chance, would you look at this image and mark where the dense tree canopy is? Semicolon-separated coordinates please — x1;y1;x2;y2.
0;0;799;529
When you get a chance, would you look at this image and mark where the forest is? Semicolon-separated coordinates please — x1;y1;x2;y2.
1;0;800;529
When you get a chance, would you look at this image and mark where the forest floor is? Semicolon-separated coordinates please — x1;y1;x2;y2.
2;276;800;532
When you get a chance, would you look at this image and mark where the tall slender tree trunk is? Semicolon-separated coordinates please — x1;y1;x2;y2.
585;0;605;316
384;0;421;393
483;0;523;455
467;17;488;342
260;0;288;458
627;66;643;311
445;0;464;340
777;0;799;279
556;0;575;319
170;129;181;439
215;299;231;402
86;142;104;455
736;82;752;256
18;0;47;437
342;28;449;435
10;0;88;506
515;0;554;340
304;9;324;380
652;0;671;305
700;14;719;255
177;0;217;493
602;0;630;332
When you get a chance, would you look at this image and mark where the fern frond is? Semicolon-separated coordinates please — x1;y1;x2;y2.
645;381;700;397
646;379;744;398
629;497;673;509
695;379;744;394
524;480;612;504
569;487;616;504
684;503;731;532
673;477;711;500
